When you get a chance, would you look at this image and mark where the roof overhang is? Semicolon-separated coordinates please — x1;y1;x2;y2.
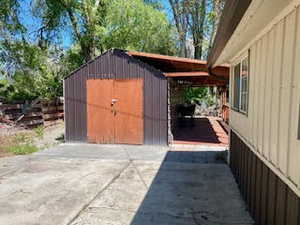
127;50;229;79
127;50;229;86
208;0;295;67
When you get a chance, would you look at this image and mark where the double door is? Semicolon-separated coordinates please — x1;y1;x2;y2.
87;79;143;144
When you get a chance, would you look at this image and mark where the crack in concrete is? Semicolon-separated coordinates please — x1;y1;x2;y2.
122;147;149;189
66;160;132;225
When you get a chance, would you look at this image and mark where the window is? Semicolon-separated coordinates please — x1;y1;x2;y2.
233;64;240;110
232;55;249;114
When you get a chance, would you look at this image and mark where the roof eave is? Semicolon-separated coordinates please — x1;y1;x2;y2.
207;0;252;68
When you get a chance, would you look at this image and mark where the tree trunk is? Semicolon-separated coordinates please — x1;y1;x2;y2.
194;42;202;59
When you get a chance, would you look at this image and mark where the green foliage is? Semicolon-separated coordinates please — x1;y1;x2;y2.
0;0;177;102
13;133;31;143
0;41;66;101
6;132;38;155
34;126;44;138
183;87;216;106
7;144;38;155
104;0;176;55
183;87;208;104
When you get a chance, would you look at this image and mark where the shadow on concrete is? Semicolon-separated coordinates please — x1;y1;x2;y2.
173;118;222;144
129;150;253;225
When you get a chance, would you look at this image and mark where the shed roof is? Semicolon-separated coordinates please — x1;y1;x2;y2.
126;50;228;76
65;49;229;86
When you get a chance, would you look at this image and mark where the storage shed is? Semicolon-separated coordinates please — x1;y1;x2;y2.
64;49;228;145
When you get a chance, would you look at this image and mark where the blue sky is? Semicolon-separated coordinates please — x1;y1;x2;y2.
19;0;173;49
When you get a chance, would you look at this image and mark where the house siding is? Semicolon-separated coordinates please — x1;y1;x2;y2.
229;5;300;196
230;130;300;225
64;50;168;145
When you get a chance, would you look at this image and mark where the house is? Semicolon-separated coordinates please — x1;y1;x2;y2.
64;49;229;145
208;0;300;224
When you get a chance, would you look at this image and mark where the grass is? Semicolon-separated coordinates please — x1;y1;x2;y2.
7;144;38;155
4;133;38;155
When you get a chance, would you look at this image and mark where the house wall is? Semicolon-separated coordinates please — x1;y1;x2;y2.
229;5;300;197
230;131;300;225
64;49;168;145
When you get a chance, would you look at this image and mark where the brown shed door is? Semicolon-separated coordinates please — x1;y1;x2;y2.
114;79;144;144
87;79;144;144
87;79;114;143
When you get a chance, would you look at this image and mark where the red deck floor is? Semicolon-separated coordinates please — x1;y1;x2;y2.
172;117;228;147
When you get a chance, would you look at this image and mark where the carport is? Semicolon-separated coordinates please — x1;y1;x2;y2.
64;49;229;145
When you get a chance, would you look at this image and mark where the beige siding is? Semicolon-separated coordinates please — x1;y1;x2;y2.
230;6;300;193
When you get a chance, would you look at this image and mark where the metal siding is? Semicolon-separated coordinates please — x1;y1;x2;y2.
229;6;300;195
65;50;167;145
230;130;300;225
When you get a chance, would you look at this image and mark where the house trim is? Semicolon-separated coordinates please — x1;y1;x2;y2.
229;0;300;65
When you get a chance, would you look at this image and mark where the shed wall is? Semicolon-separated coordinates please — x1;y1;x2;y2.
64;50;168;145
229;6;300;196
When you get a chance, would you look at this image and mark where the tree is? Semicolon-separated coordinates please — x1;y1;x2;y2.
169;0;224;59
187;0;206;59
32;0;108;62
104;0;176;55
169;0;189;57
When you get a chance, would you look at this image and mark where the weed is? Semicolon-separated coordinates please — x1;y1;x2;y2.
7;144;38;155
34;126;44;138
13;133;28;143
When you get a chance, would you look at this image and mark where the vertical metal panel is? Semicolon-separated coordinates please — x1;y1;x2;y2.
278;11;296;175
65;49;167;145
267;171;277;225
286;188;300;225
229;6;300;196
262;30;273;159
288;7;300;188
260;163;269;225
254;158;262;223
230;130;300;225
275;179;287;225
250;153;256;215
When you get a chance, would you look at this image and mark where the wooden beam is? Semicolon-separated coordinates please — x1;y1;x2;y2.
127;51;207;64
163;71;209;77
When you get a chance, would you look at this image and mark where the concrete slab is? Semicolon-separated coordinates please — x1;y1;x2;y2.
0;144;253;225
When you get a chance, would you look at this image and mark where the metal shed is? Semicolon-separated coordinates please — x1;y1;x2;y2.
64;49;228;145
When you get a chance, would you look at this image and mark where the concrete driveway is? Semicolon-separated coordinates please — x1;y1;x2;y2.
0;144;253;225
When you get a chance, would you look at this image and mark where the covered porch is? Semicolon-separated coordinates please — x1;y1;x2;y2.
128;51;230;147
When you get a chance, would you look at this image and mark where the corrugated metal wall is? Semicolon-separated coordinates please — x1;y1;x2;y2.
64;49;168;145
230;131;300;225
229;6;300;196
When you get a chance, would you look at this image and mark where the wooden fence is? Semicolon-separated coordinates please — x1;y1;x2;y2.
0;98;64;128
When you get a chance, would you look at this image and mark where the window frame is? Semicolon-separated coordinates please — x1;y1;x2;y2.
298;104;300;140
231;53;250;115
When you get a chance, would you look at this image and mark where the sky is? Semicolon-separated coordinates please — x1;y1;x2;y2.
19;0;173;49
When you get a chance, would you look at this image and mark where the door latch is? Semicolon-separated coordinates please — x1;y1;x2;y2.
111;98;118;106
